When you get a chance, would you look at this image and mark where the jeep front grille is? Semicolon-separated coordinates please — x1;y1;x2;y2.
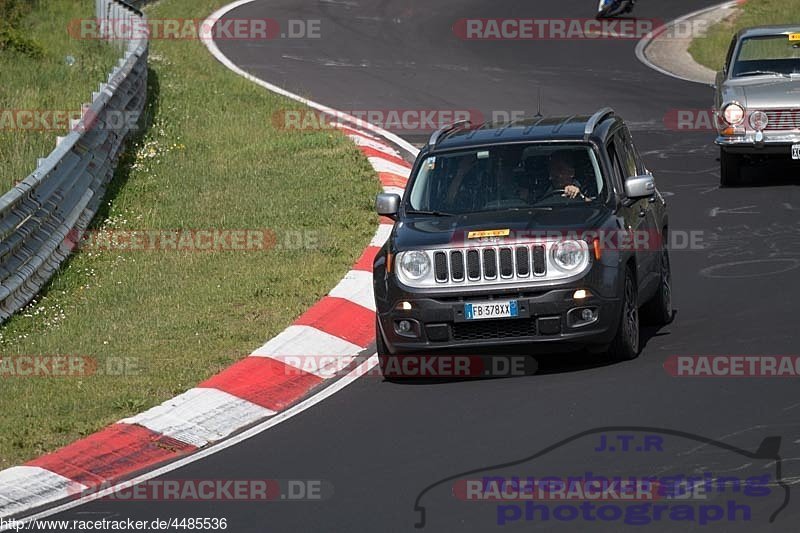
433;244;547;285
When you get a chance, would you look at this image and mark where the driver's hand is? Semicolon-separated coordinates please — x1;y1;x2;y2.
563;185;581;198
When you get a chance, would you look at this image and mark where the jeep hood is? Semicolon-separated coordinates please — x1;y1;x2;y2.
393;207;613;250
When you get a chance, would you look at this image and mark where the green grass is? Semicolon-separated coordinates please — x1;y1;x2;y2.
0;0;120;190
688;0;800;71
0;0;380;468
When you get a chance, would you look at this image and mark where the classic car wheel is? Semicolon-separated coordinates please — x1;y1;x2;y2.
642;246;673;326
719;148;741;188
608;266;640;361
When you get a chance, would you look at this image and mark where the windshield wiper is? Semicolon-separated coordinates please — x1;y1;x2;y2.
405;209;458;217
736;70;790;78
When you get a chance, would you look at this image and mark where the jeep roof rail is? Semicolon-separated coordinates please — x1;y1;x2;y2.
583;107;615;140
428;120;472;148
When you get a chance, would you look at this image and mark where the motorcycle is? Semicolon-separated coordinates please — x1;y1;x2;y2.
596;0;635;18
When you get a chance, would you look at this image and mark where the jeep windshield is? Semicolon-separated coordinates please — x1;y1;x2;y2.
406;144;607;216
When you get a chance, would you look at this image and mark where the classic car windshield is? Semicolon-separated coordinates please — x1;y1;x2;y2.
732;34;800;77
406;144;606;215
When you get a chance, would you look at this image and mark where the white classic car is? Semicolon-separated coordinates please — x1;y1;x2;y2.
714;25;800;186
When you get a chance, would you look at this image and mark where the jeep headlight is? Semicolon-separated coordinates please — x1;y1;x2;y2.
551;240;588;271
397;251;431;281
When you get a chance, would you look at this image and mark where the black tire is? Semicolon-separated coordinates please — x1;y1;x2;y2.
720;148;741;188
608;266;640;361
376;318;392;377
642;246;673;326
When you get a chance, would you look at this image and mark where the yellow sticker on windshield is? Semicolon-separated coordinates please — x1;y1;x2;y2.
468;229;510;239
789;33;800;41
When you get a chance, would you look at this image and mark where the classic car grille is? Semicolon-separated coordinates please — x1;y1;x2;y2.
452;317;537;341
433;245;547;284
764;109;800;131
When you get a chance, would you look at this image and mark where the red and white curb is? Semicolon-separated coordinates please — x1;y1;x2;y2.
0;2;419;517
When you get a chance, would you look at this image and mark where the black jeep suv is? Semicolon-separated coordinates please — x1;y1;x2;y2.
372;108;671;371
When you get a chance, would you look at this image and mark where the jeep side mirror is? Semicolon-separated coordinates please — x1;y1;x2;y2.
625;175;656;199
375;193;401;218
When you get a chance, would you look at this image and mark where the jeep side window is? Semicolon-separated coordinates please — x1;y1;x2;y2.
605;139;625;188
613;131;637;179
622;127;647;175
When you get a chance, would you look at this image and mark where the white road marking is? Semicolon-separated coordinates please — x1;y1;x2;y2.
370;224;393;247
251;325;364;357
368;157;411;177
328;270;376;311
709;205;759;217
120;388;276;448
0;467;86;520
347;134;399;156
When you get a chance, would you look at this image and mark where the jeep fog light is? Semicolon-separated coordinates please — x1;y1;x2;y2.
568;307;599;328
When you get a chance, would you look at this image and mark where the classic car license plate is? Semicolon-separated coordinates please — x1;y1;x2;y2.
793;144;800;160
464;300;518;320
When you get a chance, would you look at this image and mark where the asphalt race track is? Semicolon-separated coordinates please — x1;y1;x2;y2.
51;0;800;531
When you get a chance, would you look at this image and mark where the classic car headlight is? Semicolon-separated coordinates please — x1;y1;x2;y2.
749;110;769;131
398;251;431;280
722;103;745;125
551;240;588;271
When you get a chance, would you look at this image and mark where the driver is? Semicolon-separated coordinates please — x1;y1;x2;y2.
545;150;585;199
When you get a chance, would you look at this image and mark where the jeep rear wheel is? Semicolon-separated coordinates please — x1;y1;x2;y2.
720;148;741;188
608;266;640;361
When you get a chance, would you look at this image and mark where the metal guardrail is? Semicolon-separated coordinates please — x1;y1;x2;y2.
0;0;148;321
